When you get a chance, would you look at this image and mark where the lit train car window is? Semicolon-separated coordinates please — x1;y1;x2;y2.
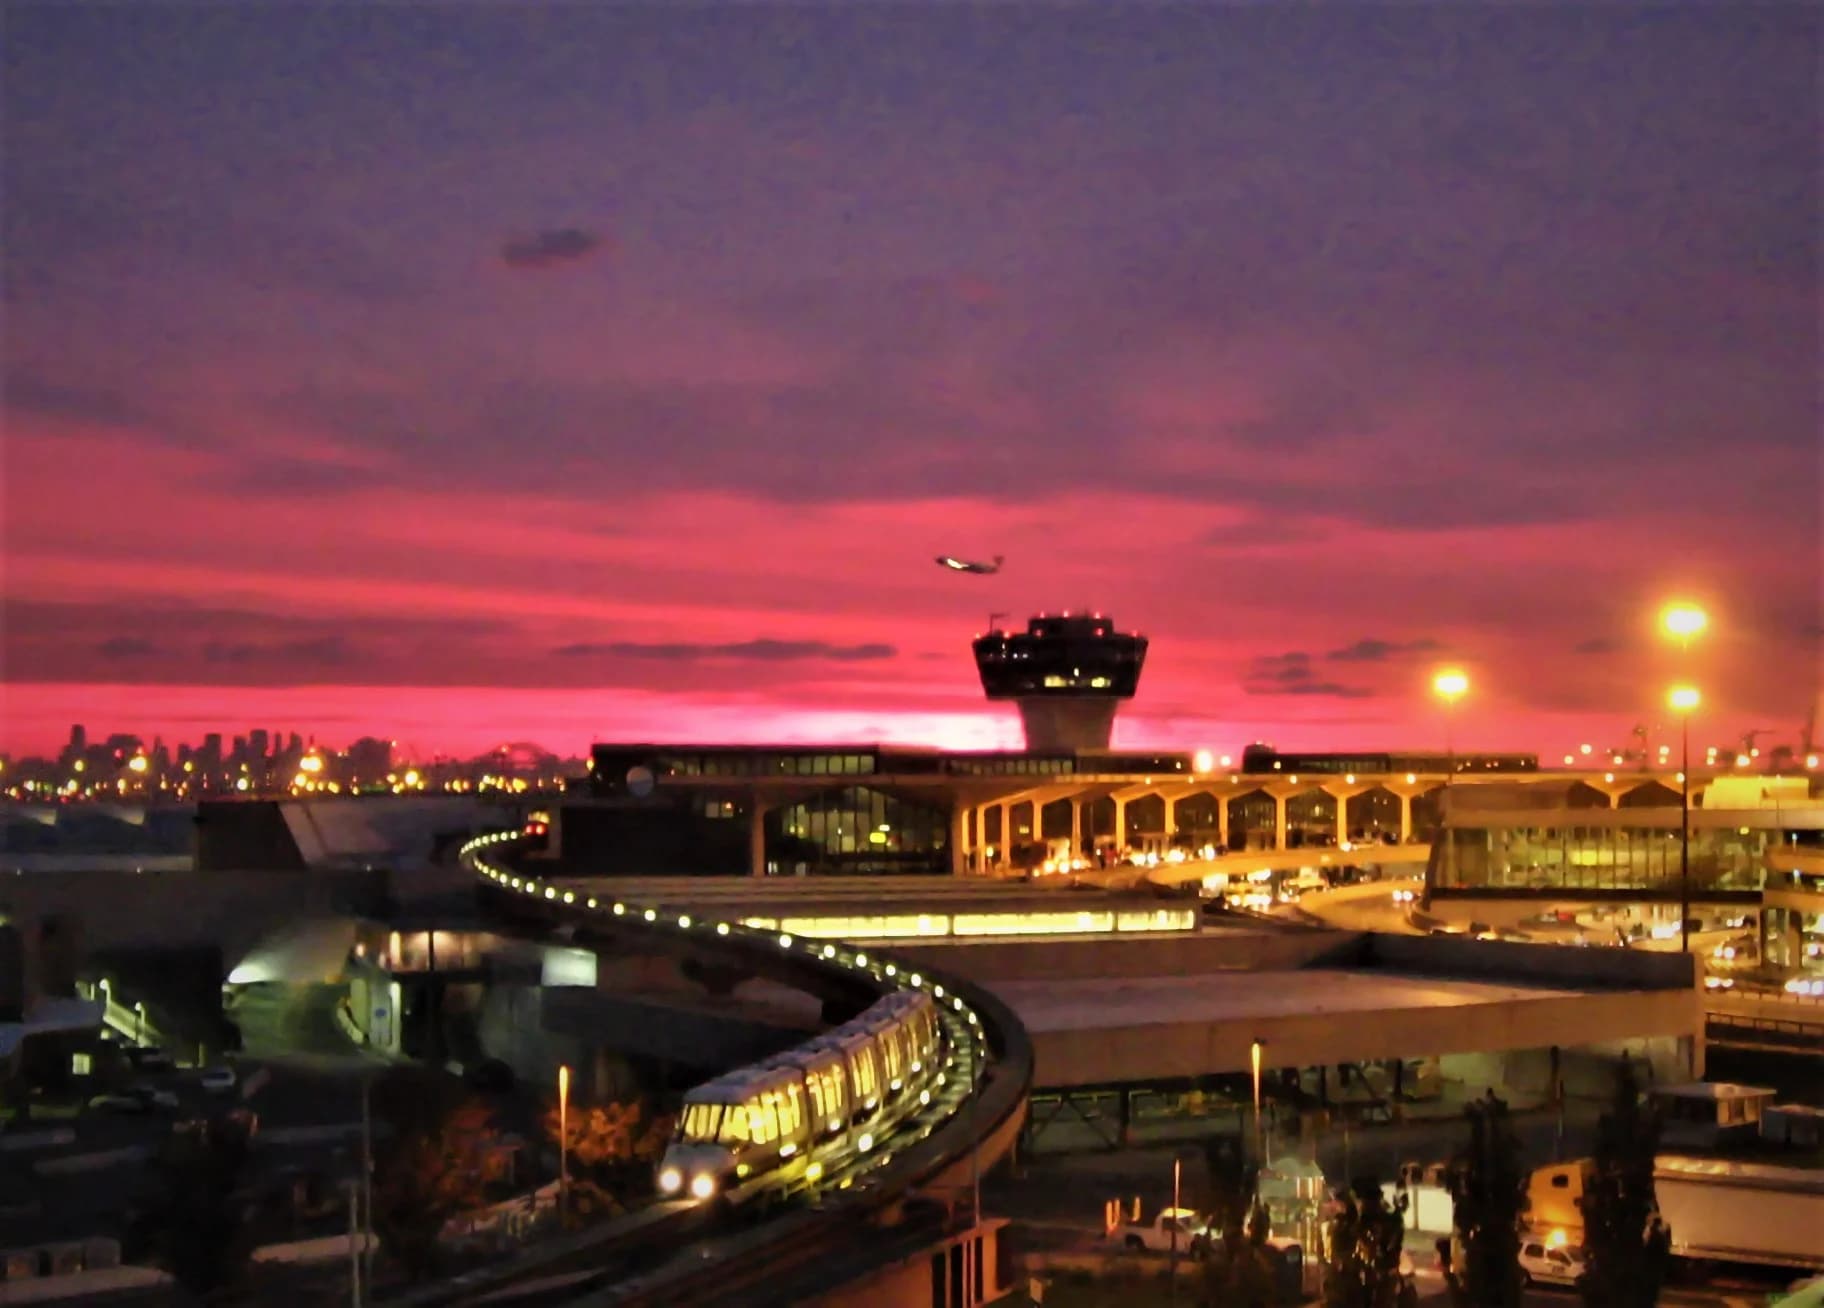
753;1093;779;1145
888;1024;910;1089
851;1044;879;1105
719;1108;750;1145
781;1082;804;1138
680;1103;722;1141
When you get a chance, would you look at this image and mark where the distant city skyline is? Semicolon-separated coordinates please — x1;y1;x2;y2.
3;7;1817;758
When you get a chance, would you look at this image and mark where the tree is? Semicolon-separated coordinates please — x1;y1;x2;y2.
542;1097;673;1218
370;1068;499;1282
1199;1150;1275;1308
140;1111;257;1297
1324;1182;1417;1308
1443;1091;1526;1308
1578;1063;1670;1307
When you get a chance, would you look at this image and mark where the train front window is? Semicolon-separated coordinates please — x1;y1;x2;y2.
679;1103;723;1142
717;1107;751;1145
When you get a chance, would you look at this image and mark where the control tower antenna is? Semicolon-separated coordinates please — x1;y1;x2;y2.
972;611;1149;753
988;612;1008;633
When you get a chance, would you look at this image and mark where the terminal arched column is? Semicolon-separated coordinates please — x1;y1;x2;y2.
749;801;769;877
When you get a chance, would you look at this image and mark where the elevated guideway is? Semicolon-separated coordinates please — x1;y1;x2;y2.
452;835;1033;1308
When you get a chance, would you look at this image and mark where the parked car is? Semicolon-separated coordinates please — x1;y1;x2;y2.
128;1083;180;1111
199;1066;237;1094
88;1094;152;1115
1519;1236;1588;1287
125;1046;176;1073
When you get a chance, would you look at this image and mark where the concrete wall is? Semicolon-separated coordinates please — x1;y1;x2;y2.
1344;931;1699;991
473;984;813;1095
0;869;386;964
810;1219;1010;1308
1027;984;1701;1089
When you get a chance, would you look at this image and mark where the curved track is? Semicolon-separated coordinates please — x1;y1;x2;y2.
445;833;1033;1307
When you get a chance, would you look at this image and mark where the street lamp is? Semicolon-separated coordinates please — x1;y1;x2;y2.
1660;602;1708;648
558;1064;571;1225
1250;1039;1266;1169
1668;687;1700;953
1432;670;1469;781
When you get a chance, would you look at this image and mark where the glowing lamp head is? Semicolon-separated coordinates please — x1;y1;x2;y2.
1193;749;1214;774
1660;603;1708;641
127;755;149;774
1432;670;1469;702
1668;686;1701;713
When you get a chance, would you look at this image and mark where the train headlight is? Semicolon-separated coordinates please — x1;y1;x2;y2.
689;1173;717;1200
659;1167;682;1194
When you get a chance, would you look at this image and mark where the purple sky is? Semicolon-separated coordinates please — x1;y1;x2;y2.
3;5;1818;759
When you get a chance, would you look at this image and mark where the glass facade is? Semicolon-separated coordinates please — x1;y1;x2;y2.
1435;823;1774;897
771;785;950;876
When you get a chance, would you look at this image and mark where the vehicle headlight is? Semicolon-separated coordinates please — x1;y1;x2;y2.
659;1168;682;1194
689;1173;716;1200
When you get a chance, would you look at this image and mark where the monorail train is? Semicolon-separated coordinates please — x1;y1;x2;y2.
657;988;945;1205
1238;743;1539;775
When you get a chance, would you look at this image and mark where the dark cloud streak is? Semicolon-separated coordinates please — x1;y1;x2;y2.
554;638;896;663
500;228;605;270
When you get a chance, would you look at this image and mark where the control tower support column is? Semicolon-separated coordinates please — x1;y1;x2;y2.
1014;698;1121;754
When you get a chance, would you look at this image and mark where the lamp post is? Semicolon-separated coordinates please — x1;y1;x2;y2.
1668;686;1700;953
1432;670;1469;779
1660;602;1708;651
1659;601;1707;949
1250;1039;1266;1171
557;1064;571;1225
1168;1153;1183;1308
359;1073;374;1293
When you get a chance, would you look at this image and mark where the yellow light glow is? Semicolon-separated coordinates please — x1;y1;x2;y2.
1667;686;1700;712
1193;749;1214;774
1432;669;1469;701
1660;603;1708;641
127;755;149;774
403;769;421;786
300;754;324;773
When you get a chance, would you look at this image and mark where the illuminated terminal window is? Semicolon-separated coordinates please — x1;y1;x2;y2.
1436;823;1780;896
737;906;1197;940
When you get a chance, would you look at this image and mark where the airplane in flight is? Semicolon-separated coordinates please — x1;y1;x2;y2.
936;554;1003;575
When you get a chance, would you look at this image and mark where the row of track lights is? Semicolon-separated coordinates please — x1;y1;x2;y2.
462;833;991;1189
461;834;988;1047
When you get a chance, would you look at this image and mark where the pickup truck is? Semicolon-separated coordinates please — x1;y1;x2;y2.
1110;1206;1210;1254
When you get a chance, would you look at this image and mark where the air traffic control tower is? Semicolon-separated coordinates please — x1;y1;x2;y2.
973;612;1149;752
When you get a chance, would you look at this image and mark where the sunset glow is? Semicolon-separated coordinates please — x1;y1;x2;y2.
3;7;1817;760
